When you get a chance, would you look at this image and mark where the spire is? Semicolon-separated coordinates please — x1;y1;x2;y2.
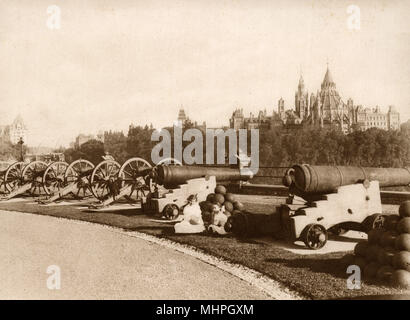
297;74;306;94
322;64;334;86
298;74;304;86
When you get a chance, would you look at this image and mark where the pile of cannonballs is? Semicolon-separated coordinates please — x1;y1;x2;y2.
341;200;410;289
199;185;245;226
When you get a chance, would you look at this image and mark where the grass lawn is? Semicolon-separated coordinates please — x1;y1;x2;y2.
0;196;407;300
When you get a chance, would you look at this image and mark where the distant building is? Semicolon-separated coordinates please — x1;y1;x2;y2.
0;115;28;144
74;132;104;149
295;66;400;133
230;65;401;133
354;105;400;131
177;109;187;124
176;108;206;131
229;108;274;130
24;152;65;163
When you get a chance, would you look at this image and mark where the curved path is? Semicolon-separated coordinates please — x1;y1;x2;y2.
0;210;271;299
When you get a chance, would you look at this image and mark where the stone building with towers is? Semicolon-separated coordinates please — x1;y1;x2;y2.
292;65;400;133
229;65;400;133
0;115;28;144
176;108;206;131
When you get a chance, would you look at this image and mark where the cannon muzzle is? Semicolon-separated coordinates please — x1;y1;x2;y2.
290;164;410;194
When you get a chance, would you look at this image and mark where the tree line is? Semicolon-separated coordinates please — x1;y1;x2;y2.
57;120;410;171
260;121;410;168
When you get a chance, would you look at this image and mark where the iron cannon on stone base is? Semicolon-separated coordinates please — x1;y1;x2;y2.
280;164;410;249
144;164;253;219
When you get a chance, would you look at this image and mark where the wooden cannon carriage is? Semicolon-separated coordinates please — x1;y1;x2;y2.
40;157;153;206
0;161;50;200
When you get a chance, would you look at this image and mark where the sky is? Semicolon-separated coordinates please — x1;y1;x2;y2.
0;0;409;148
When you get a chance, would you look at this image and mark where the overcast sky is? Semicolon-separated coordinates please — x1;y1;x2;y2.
0;0;409;147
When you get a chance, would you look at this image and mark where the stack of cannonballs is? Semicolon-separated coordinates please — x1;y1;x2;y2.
199;185;244;227
342;201;410;289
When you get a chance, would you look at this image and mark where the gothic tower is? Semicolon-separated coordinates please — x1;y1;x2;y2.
295;75;309;119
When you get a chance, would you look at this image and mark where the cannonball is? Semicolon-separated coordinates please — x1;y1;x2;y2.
399;201;410;218
340;254;356;269
233;201;245;211
395;233;410;251
365;244;380;262
206;193;216;203
397;217;410;234
215;185;227;195
392;251;410;271
364;262;380;279
385;215;401;231
379;230;398;248
368;229;384;245
376;265;394;282
353;256;367;271
377;247;396;266
214;194;225;205
354;242;369;257
391;269;410;289
224;193;235;203
223;201;234;213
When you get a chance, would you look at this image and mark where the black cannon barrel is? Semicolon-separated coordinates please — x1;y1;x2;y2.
292;164;410;194
155;165;251;186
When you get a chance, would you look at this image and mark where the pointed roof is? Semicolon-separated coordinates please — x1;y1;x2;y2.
13;114;24;125
297;74;307;95
298;74;304;86
322;66;334;86
12;114;26;129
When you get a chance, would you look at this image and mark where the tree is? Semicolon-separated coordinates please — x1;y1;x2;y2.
126;125;155;164
104;130;128;163
79;139;105;164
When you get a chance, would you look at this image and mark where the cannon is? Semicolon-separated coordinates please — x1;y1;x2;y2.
0;160;49;200
153;165;251;187
144;164;252;219
38;159;95;204
0;161;11;193
2;161;25;196
280;164;410;249
88;157;152;208
42;161;70;195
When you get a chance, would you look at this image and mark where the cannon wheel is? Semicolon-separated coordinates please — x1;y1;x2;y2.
64;159;95;199
162;203;180;220
4;161;25;193
118;157;152;202
0;161;11;193
301;224;328;250
90;159;121;201
22;160;48;196
42;161;69;195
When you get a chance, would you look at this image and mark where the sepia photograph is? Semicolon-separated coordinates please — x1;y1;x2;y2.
0;0;409;307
